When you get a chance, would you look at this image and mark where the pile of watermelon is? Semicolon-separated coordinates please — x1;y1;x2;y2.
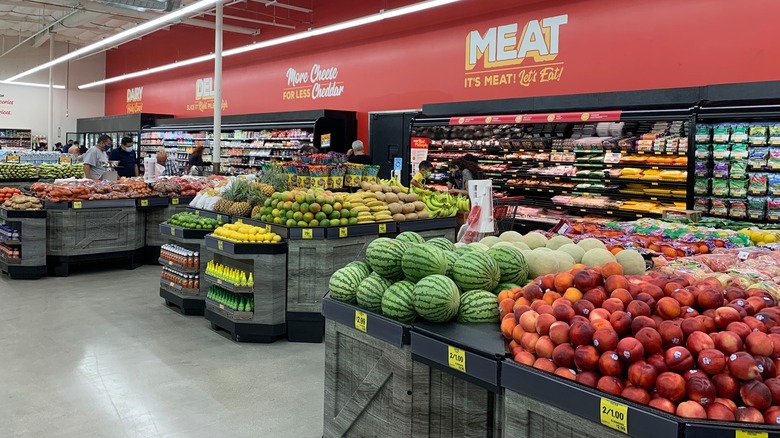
328;231;530;324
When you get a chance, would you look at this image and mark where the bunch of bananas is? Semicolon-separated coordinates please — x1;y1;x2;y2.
345;192;393;223
378;177;410;194
412;187;459;218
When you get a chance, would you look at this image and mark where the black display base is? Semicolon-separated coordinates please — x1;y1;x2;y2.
143;246;162;265
204;308;286;343
286;311;325;343
0;264;46;280
47;249;144;277
160;288;205;316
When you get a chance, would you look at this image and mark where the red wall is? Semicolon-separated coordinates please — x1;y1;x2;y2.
105;0;780;145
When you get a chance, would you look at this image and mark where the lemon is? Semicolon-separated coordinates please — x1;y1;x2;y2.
272;234;282;242
764;235;777;243
258;228;267;235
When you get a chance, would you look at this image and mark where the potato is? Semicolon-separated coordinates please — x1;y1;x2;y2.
388;203;403;215
413;201;426;212
374;192;386;202
417;210;430;219
392;213;406;222
405;193;419;202
360;181;371;190
405;213;418;220
397;193;407;202
391;186;402;194
401;203;415;214
384;193;399;204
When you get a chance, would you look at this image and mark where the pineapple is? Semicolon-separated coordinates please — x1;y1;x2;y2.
223;180;253;217
229;202;252;217
251;205;262;219
214;198;233;213
259;166;289;192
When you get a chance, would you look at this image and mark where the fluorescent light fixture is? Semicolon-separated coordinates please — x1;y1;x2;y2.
5;0;221;83
79;0;460;89
0;80;65;89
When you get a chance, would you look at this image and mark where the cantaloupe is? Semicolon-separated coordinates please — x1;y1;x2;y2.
468;242;490;251
499;231;523;242
479;235;501;248
546;235;573;250
581;248;616;267
491;241;517;250
577;237;607;252
616;249;647;275
526;250;559;279
512;241;531;251
558;243;585;263
520;231;548;249
553;250;575;271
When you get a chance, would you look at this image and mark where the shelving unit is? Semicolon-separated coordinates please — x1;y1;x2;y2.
142;109;357;175
693;101;780;223
158;223;213;315
411;109;692;223
0;208;46;279
202;235;287;343
0;129;32;149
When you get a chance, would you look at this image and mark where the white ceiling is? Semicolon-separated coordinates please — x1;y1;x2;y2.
0;0;311;48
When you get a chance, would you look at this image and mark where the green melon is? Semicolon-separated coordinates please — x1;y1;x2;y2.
457;290;500;322
487;246;528;285
402;244;448;283
366;237;406;279
455;245;481;256
494;282;521;295
396;231;425;244
427;237;455;252
356;272;393;313
346;261;371;277
451;251;501;292
413;274;461;323
381;280;416;324
329;265;369;303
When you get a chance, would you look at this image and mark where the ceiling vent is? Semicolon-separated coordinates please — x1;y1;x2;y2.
100;0;181;13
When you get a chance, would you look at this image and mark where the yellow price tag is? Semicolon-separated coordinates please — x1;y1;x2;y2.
169;281;174;288
140;199;149;207
302;228;313;239
265;225;271;232
599;398;628;434
194;210;200;216
447;346;466;373
217;240;223;251
167;260;173;266
171;198;179;205
217;279;222;285
736;432;768;438
339;227;348;238
170;227;175;236
378;223;387;234
354;310;367;332
72;201;82;209
216;214;222;223
219;304;224;310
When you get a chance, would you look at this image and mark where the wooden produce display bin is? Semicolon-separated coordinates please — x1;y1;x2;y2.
0;208;47;279
202;235;287;343
144;196;193;249
245;218;397;343
158;223;213;316
45;200;145;276
323;295;500;437
395;217;458;241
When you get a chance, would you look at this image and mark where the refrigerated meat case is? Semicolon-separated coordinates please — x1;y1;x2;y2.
73;113;173;153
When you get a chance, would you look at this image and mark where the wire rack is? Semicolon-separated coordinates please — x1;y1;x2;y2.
493;196;524;233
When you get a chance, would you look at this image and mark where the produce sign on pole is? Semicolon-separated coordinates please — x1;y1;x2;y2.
58;156;72;164
5;155;19;163
410;137;430;174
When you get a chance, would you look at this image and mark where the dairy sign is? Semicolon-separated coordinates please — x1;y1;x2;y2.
126;87;143;114
283;64;345;101
186;77;228;112
464;14;568;89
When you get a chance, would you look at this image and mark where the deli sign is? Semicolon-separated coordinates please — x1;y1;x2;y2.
464;14;568;89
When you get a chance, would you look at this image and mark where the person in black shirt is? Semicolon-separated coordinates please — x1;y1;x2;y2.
188;145;206;175
346;140;372;165
109;137;139;177
77;141;86;155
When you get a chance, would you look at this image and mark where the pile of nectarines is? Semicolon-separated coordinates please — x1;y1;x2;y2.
498;261;780;424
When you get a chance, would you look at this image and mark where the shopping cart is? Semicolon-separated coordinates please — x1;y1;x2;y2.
493;196;524;233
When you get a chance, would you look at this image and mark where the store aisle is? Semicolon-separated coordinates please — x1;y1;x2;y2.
0;266;324;438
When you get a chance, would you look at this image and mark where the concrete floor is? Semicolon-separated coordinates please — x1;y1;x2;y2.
0;265;325;438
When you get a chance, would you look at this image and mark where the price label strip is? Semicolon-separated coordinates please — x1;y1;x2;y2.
302;228;313;239
170;227;176;236
339;227;348;238
736;431;768;438
72;201;82;209
171;198;179;205
447;346;466;373
140;199;149;207
354;310;367;333
217;240;224;251
599;398;628;434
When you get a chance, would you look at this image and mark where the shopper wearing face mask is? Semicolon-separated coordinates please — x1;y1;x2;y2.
109;137;139;177
83;134;112;180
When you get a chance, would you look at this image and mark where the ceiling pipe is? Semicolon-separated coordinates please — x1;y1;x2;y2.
252;0;311;14
201;11;295;29
0;8;80;58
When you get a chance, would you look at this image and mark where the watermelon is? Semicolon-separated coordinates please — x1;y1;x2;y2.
452;251;501;292
487;246;528;285
413;274;461;323
366;237;406;279
444;251;458;277
346;261;371;277
329;266;369;303
396;231;425;244
427;237;455;252
402;244;447;282
457;290;500;322
356;272;393;313
455;245;481;257
381;280;416;323
493;282;520;295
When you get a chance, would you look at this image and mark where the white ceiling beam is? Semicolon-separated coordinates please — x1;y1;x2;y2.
252;0;311;14
31;31;51;47
202;11;295;29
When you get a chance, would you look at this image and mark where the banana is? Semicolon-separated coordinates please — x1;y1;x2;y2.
366;200;384;207
370;206;389;212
